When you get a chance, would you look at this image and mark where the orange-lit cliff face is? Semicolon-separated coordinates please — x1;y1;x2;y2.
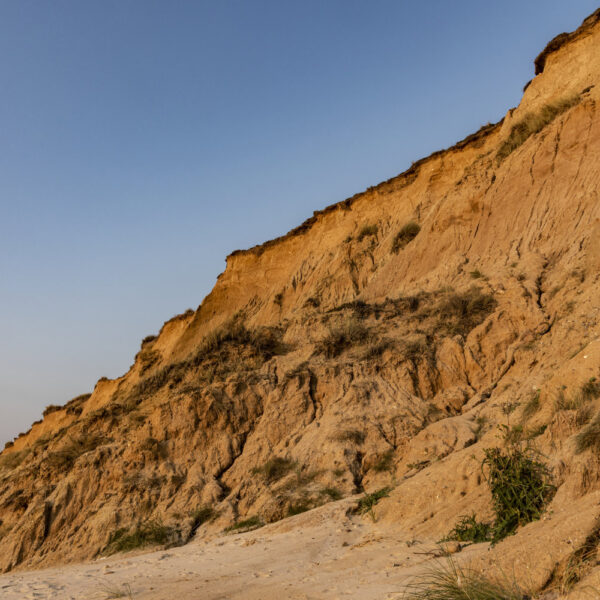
1;10;600;583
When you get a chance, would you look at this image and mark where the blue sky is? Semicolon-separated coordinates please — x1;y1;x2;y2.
1;0;597;445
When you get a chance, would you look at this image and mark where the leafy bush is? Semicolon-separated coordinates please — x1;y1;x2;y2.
404;558;525;600
496;95;581;163
251;457;296;484
482;446;555;542
444;513;491;543
391;222;420;253
106;520;176;554
356;224;378;241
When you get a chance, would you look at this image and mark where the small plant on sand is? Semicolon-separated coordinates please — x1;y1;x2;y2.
321;487;342;501
101;582;135;599
443;513;491;543
403;557;525;600
391;221;420;253
357;487;391;522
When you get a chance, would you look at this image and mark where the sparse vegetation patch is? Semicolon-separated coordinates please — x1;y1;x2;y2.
444;513;491;543
105;520;177;554
496;94;581;163
356;224;378;241
251;457;296;484
391;221;420;253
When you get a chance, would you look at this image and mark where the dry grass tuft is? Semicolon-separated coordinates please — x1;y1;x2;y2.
496;95;581;163
403;558;526;600
391;222;420;253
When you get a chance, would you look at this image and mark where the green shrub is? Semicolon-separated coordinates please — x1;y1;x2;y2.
404;557;525;600
357;487;391;521
469;270;484;279
496;95;581;163
356;224;378;241
444;514;491;543
391;221;420;253
251;457;296;484
105;520;176;554
482;446;555;542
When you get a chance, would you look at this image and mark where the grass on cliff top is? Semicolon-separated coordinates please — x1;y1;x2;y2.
128;316;289;403
403;558;525;600
496;94;581;163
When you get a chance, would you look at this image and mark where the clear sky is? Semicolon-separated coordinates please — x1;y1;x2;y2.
1;0;597;446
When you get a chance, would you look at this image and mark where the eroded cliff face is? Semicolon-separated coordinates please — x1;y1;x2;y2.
1;9;600;582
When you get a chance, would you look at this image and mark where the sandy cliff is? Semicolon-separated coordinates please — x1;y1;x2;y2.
1;9;600;595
